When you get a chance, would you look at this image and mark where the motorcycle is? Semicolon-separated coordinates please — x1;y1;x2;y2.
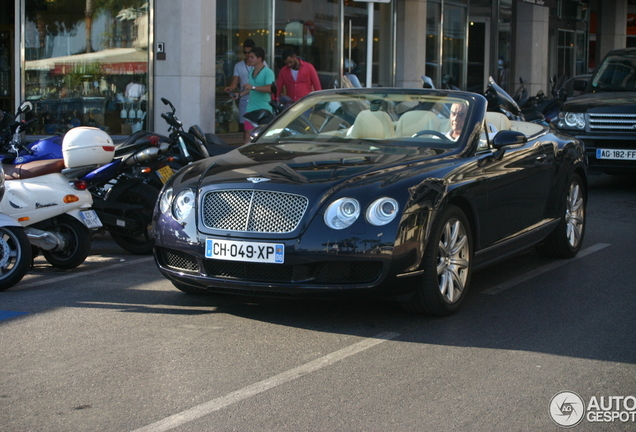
61;127;166;255
0;165;31;291
0;101;64;165
159;97;234;160
1;156;102;270
529;75;568;125
484;76;526;121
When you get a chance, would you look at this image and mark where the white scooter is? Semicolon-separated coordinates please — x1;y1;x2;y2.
0;165;31;290
0;127;114;270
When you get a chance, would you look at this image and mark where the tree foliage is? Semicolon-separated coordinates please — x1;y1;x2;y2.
26;0;147;53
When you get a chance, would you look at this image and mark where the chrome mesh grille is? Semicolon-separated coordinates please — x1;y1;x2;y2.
589;113;636;131
159;248;199;273
202;189;309;233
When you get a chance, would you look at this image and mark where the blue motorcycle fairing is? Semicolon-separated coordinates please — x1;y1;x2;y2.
12;135;63;164
80;159;122;183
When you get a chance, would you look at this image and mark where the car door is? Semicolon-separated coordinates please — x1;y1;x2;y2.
478;140;555;247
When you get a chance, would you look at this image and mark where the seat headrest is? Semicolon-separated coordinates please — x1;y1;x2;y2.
485;112;512;132
395;111;440;137
347;110;396;139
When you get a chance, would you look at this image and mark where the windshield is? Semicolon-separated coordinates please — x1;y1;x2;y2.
258;91;471;148
591;54;636;91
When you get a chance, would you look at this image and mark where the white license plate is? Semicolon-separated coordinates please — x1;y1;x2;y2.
80;210;103;228
205;239;284;264
596;148;636;160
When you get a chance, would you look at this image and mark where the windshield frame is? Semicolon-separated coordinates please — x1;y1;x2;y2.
256;89;483;152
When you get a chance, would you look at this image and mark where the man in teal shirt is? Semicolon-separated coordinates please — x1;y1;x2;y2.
235;46;275;143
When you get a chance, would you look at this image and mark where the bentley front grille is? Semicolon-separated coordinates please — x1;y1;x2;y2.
589;113;636;131
202;189;309;233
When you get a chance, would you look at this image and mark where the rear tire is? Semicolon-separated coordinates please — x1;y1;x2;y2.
401;205;473;316
0;226;32;291
536;173;586;258
42;215;92;270
110;184;159;255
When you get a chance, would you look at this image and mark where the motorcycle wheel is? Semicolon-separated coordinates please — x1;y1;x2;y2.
42;214;92;270
0;226;32;291
110;183;159;255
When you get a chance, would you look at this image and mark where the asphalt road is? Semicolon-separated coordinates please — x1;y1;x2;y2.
1;173;635;432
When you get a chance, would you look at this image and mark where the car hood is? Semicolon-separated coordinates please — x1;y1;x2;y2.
183;141;458;193
562;92;636;113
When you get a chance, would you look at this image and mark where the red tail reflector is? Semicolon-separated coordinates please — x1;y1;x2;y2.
102;146;115;152
72;180;88;190
149;135;160;146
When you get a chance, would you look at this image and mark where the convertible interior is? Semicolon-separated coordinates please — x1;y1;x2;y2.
263;93;547;144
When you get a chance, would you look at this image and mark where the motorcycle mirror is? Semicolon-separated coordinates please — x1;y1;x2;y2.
17;101;33;115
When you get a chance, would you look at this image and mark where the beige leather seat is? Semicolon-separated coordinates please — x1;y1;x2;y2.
485;112;512;132
395;111;440;137
347;110;396;139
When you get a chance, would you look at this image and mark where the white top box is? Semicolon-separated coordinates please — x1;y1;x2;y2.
62;127;115;168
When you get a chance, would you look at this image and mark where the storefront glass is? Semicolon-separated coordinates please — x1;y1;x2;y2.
22;0;150;136
275;0;340;89
442;3;466;90
215;0;395;138
215;0;273;134
425;2;441;87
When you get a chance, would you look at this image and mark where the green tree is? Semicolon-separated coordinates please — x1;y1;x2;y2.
26;0;146;55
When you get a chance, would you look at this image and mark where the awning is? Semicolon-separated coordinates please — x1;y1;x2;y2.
25;48;148;75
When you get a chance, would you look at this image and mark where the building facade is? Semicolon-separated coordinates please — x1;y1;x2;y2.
0;0;631;141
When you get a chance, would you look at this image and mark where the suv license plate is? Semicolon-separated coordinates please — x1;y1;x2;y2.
205;239;284;264
596;149;636;160
80;210;103;228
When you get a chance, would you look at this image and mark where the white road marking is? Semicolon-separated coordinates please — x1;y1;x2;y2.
482;243;611;295
14;256;154;290
130;332;400;432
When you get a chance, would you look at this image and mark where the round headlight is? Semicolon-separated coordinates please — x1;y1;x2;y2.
559;112;586;129
172;189;195;221
324;197;360;230
159;187;173;214
366;198;398;226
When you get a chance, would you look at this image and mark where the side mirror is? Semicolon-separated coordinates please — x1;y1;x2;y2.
18;101;33;115
492;130;527;150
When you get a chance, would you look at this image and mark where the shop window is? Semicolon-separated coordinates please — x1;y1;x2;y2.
23;0;149;136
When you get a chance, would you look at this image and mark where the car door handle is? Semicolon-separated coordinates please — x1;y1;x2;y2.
536;154;547;162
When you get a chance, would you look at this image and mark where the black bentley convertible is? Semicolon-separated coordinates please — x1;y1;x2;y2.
152;88;587;316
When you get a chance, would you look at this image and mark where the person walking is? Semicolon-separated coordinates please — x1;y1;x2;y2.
233;46;275;143
225;39;266;138
275;48;322;104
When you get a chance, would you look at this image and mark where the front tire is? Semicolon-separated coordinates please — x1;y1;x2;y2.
0;226;32;291
110;184;159;255
536;173;586;258
42;215;92;270
401;205;473;316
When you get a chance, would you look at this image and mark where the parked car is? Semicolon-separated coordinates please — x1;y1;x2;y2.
153;88;587;316
556;48;636;174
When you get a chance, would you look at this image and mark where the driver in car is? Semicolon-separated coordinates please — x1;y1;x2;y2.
445;102;467;141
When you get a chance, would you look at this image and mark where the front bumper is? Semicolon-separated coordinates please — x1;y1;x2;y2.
569;132;636;172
